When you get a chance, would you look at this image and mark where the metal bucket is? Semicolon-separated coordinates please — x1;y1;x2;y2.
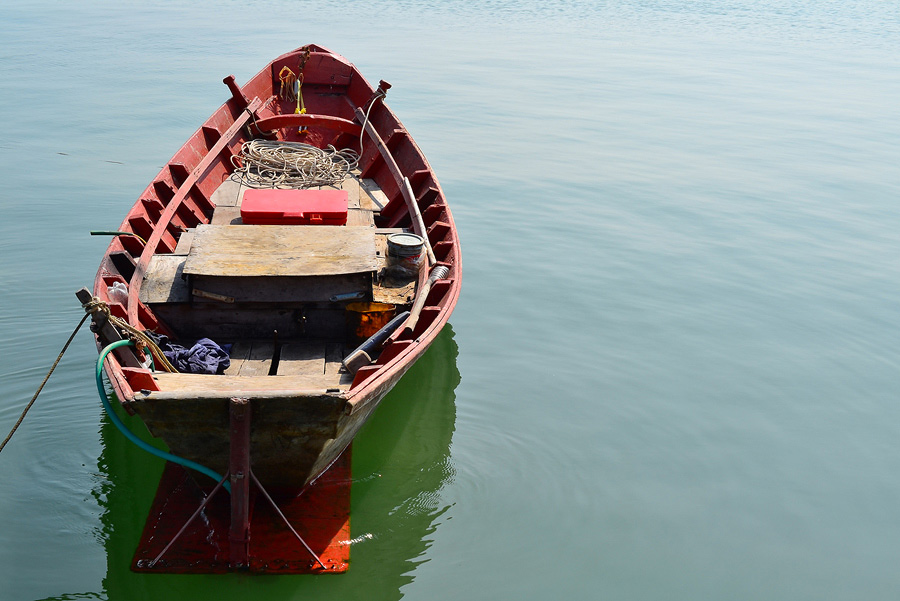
345;302;396;344
386;233;425;276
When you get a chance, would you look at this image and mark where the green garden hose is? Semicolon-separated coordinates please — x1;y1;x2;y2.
96;340;229;492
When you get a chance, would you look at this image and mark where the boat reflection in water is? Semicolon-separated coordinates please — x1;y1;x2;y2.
88;325;459;600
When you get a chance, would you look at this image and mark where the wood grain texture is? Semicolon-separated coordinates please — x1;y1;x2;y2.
223;340;251;375
360;178;388;212
325;343;345;378
210;206;243;225
183;224;378;277
173;229;195;255
210;178;251;208
346;207;375;227
371;232;417;304
338;177;361;209
238;341;274;376
147;372;350;394
278;341;326;376
140;255;189;303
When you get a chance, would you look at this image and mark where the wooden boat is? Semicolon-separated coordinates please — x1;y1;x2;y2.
84;45;460;500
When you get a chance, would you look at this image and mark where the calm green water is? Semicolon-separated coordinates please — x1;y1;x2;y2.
2;1;900;599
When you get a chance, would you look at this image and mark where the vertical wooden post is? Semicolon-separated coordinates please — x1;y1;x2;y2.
75;287;143;368
223;75;250;110
228;397;251;568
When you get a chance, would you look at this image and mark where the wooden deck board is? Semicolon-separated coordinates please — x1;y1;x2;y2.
222;340;251;376
210;206;243;225
140;255;189;304
278;341;326;376
238;341;274;376
339;177;361;210
147;338;352;395
371;232;417;305
324;343;346;378
346;207;374;227
148;372;350;394
360;179;387;212
210;178;251;208
173;229;195;255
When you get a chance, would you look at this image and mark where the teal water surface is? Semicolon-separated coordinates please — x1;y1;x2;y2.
2;1;900;600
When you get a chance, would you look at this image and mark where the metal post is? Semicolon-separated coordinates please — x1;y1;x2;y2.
228;397;251;568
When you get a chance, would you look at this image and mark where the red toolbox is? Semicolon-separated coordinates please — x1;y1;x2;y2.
240;189;348;225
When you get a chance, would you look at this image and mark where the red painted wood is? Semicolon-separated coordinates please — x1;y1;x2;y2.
228;398;251;568
124;96;264;329
241;189;349;225
253;113;362;136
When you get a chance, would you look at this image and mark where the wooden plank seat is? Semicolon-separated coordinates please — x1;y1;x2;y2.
184;224;378;277
141;230;416;307
140;255;189;304
178;223;378;304
148;338;352;394
147;371;352;396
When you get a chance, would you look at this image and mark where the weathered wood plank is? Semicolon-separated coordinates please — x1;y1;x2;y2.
147;372;351;395
140;255;189;304
371;231;416;304
373;279;415;305
210;206;243;225
360;178;388;212
346;207;374;227
223;340;251;376
210;178;251;208
238;341;274;376
340;177;361;210
325;343;346;378
173;229;195;255
184;224;378;277
278;341;326;376
190;272;370;303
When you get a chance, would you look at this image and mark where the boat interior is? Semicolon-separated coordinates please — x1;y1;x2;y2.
133;172;416;395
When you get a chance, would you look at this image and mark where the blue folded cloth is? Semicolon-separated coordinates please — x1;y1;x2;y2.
149;334;231;374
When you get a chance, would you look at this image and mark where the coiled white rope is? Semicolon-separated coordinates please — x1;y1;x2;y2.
230;140;359;189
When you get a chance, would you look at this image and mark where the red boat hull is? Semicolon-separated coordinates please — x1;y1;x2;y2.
88;44;461;572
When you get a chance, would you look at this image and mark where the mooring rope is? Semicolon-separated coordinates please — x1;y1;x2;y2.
0;311;91;454
0;295;181;455
230;140;359;189
83;296;178;374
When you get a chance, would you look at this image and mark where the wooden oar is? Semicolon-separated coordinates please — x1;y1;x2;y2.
402;177;436;266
